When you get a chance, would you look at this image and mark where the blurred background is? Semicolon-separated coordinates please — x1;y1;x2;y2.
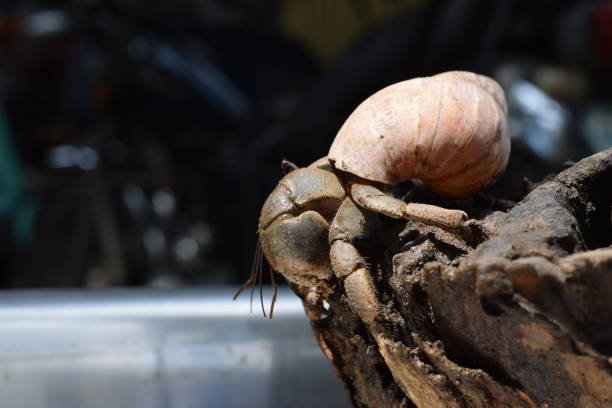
1;0;612;288
0;0;611;406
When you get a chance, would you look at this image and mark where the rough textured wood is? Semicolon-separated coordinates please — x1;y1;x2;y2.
300;148;612;408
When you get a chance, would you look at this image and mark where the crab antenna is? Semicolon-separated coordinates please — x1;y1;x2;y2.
269;263;277;319
250;241;263;313
249;259;256;312
233;239;263;313
234;239;276;319
258;247;266;318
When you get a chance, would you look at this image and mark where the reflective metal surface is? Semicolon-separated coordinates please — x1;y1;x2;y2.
0;287;350;408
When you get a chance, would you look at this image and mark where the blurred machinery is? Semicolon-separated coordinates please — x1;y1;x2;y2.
0;0;611;288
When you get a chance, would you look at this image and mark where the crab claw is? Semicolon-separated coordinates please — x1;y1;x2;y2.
258;167;346;289
260;210;334;287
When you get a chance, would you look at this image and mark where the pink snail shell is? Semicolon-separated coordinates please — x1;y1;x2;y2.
328;71;510;198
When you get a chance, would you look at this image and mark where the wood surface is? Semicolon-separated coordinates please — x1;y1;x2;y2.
295;148;612;407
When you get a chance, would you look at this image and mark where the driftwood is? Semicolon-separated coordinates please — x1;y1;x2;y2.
295;148;612;407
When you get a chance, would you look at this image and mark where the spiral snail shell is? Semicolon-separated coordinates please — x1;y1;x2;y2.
328;71;510;197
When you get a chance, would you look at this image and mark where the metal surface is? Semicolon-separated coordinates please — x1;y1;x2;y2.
0;287;350;408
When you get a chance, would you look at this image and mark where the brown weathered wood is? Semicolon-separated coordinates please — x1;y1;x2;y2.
299;148;612;407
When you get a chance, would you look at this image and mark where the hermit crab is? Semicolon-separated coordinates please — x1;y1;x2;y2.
235;71;510;322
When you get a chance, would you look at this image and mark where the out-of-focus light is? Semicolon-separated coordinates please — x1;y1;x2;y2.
47;145;76;168
152;188;175;217
24;10;69;37
175;237;199;262
191;222;213;248
78;147;99;170
582;104;612;152
508;79;569;161
47;145;100;170
143;226;166;257
122;184;147;218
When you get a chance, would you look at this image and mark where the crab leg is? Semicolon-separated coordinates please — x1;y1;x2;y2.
327;185;466;324
350;182;467;230
330;195;459;404
329;197;383;324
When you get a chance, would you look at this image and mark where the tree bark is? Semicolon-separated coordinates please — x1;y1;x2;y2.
297;148;612;408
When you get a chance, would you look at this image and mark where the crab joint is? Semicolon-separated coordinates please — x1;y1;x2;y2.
330;240;381;325
404;203;467;230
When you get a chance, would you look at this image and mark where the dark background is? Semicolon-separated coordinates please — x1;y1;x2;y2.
1;0;611;289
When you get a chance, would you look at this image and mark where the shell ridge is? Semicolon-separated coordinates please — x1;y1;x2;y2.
335;119;363;171
414;81;432;178
424;88;498;186
379;133;402;184
456;86;499;174
422;78;445;177
424;80;474;176
399;88;420;181
371;99;404;183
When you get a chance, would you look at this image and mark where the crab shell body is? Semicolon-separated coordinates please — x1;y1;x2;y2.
328;71;510;197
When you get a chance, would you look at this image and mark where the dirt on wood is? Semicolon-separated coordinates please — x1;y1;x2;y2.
298;148;612;408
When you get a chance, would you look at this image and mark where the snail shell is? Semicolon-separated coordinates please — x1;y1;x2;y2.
328;71;510;197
